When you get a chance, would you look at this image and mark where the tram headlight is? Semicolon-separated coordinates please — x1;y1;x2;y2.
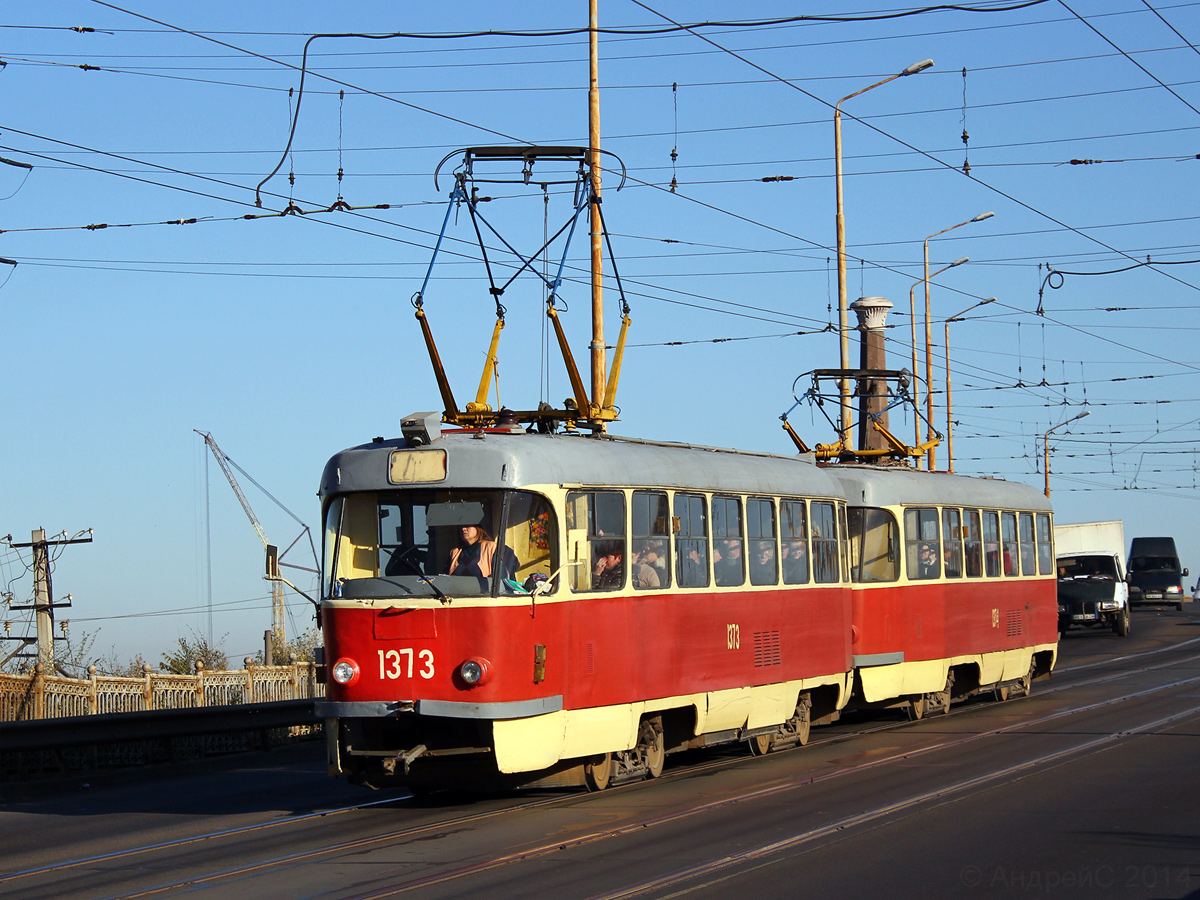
459;657;491;686
331;658;360;687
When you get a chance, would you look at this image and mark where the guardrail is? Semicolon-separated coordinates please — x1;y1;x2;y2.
1;699;324;785
0;661;324;722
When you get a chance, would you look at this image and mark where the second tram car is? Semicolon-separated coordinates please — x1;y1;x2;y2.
314;418;1057;791
838;465;1057;718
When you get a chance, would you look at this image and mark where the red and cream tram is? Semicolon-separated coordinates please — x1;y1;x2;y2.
315;417;1057;791
838;465;1057;718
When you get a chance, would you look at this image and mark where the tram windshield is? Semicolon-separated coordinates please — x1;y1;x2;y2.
322;489;556;601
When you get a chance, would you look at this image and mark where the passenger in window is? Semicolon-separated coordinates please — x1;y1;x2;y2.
592;542;625;589
448;524;511;579
750;543;776;585
918;542;939;579
714;539;744;586
638;541;668;582
630;544;661;589
781;541;807;582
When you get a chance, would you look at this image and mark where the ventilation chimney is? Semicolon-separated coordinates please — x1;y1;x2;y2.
851;296;892;453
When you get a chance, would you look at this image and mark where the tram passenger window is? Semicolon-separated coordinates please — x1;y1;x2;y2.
779;500;809;584
674;493;709;588
847;507;899;583
904;507;941;580
839;505;850;582
747;497;777;586
632;491;670;590
963;509;983;578
1018;513;1037;576
503;492;557;594
942;508;963;578
811;501;839;584
566;490;626;592
1037;514;1053;574
983;511;1001;577
1001;512;1019;577
712;495;745;587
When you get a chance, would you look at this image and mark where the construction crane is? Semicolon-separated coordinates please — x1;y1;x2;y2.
196;430;287;655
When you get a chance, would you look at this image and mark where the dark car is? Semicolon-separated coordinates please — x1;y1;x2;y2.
1127;537;1189;611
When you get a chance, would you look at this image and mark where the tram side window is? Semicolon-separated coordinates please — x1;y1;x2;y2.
847;507;899;583
632;490;670;590
566;490;626;592
964;509;983;578
904;507;941;580
1001;512;1019;577
1037;513;1054;574
942;508;963;578
1018;512;1037;576
503;492;557;593
983;511;1001;577
779;499;809;584
811;501;839;584
838;505;850;583
674;493;709;587
747;497;778;586
712;495;745;587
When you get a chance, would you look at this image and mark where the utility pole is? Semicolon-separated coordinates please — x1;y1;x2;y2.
7;528;93;671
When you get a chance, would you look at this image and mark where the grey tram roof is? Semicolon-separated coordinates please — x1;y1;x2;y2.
320;431;845;499
833;464;1051;513
320;430;1050;513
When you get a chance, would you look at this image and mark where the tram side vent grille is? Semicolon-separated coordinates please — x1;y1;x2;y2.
586;642;595;675
753;630;781;667
1006;609;1023;637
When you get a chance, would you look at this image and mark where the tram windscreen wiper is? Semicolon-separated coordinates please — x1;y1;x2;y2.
388;549;450;604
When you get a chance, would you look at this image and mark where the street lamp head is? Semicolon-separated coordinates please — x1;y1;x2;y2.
949;256;969;267
1074;410;1091;421
901;59;935;76
981;296;997;305
971;211;995;223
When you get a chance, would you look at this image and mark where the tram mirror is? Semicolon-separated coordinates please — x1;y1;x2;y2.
427;501;486;527
266;544;280;578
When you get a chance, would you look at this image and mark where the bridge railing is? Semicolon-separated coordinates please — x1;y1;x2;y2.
0;661;324;722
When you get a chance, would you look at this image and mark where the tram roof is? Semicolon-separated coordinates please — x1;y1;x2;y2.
320;430;847;500
829;464;1051;513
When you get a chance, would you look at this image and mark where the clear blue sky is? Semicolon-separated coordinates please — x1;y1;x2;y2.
2;1;1198;666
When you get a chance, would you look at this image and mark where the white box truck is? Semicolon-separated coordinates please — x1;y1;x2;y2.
1054;521;1130;637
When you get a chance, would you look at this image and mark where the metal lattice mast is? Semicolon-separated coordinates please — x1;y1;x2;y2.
196;431;285;653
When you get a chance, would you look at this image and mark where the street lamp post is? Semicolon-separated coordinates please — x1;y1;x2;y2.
908;257;968;453
923;211;994;469
1043;410;1091;498
943;297;996;473
835;58;933;444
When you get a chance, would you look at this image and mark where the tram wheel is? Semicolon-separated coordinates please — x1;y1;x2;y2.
748;733;773;756
640;719;665;779
793;698;812;745
907;694;926;721
995;665;1033;702
584;753;613;792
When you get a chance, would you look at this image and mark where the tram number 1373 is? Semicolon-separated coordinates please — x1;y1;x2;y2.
378;649;435;680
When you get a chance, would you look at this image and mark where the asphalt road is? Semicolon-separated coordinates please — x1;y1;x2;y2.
4;605;1200;900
